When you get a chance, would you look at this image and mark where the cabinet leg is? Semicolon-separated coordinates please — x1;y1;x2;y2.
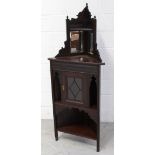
53;115;58;141
97;139;100;152
55;130;58;141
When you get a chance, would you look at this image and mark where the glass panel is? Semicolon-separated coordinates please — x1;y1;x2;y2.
68;77;74;87
68;89;74;100
67;77;82;102
76;91;82;101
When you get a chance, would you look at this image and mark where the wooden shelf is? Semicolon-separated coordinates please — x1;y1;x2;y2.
55;102;97;113
58;124;97;140
70;28;93;31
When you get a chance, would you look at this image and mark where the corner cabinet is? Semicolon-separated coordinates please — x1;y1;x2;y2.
48;4;105;152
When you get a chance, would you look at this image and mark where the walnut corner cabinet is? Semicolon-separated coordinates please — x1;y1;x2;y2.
48;4;105;152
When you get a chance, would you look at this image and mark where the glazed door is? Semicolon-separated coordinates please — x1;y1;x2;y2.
62;71;88;107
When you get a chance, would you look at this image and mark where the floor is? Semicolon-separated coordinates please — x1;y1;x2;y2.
41;120;114;155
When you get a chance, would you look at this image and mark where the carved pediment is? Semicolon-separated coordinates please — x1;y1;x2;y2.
77;3;92;21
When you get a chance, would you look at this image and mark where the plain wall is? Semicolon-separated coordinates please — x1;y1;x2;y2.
41;0;114;122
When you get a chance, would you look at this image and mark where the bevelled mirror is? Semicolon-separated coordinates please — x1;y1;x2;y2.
70;31;81;53
70;30;94;53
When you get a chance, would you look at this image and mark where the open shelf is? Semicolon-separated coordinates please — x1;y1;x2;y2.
56;107;97;140
55;102;97;113
58;124;97;140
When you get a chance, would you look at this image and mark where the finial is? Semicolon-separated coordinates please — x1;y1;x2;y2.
66;16;68;19
94;16;96;19
86;3;88;7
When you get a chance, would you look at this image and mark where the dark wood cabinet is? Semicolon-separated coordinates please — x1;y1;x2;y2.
48;4;105;152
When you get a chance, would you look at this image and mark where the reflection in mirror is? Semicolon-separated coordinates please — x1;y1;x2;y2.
70;31;94;53
70;31;81;53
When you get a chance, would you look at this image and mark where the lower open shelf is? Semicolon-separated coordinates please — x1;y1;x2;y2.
58;124;97;140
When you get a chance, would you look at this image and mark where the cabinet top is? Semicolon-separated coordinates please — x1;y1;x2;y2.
48;55;105;66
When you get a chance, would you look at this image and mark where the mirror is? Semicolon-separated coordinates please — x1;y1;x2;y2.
70;31;81;53
70;31;93;53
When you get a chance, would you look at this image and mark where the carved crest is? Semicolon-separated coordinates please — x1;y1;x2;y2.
77;3;92;21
